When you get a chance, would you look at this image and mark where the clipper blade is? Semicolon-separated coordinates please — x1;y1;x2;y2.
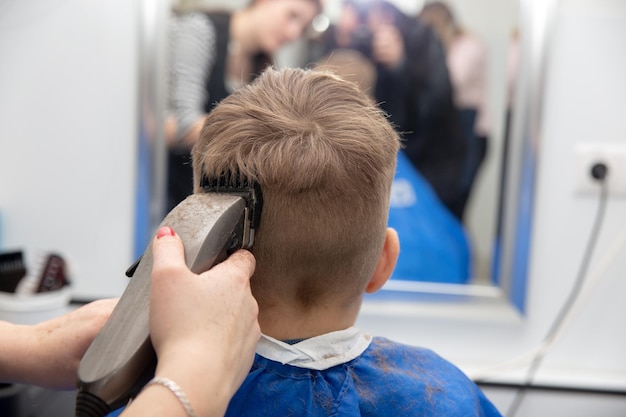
200;169;263;249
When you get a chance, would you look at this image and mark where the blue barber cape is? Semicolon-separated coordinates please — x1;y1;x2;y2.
108;330;501;417
225;332;501;417
388;151;472;283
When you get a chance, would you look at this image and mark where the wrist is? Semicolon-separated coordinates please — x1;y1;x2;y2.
155;347;234;417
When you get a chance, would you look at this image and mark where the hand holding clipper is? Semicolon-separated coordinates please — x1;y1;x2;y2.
76;175;262;417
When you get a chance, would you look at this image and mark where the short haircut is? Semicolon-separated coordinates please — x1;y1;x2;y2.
192;67;399;308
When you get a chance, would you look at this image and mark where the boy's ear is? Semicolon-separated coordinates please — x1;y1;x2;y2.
365;228;400;293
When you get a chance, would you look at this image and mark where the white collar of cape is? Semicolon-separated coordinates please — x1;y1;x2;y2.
255;327;373;371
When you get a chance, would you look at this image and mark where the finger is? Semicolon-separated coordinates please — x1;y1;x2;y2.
207;249;256;281
151;226;187;274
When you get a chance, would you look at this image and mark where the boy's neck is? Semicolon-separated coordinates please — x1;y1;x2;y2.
257;299;362;341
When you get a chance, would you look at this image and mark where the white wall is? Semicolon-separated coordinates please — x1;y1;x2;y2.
0;0;139;299
359;0;626;400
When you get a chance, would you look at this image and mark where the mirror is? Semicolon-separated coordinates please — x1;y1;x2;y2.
356;0;556;312
140;0;550;312
276;0;523;294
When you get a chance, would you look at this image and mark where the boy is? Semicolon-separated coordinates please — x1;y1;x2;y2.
192;67;501;416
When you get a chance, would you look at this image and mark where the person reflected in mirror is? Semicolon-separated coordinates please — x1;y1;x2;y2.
419;1;491;220
313;51;472;284
165;0;322;213
306;0;469;220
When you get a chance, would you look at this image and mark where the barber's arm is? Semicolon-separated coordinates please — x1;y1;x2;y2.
120;227;260;417
0;226;259;417
0;298;117;389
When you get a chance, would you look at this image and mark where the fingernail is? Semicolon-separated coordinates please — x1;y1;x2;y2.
156;226;175;239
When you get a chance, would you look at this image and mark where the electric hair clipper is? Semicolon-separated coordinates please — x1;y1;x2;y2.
75;174;262;417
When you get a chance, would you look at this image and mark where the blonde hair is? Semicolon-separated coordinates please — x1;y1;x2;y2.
313;49;377;99
192;67;399;308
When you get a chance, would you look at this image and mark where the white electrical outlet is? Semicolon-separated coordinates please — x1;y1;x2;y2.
574;143;626;197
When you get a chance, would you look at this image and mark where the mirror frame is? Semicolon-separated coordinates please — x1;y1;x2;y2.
135;0;170;259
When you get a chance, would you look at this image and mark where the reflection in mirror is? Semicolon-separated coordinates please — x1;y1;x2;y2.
141;0;541;310
280;0;520;289
163;0;320;215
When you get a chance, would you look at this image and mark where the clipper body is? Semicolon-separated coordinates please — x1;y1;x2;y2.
76;193;249;415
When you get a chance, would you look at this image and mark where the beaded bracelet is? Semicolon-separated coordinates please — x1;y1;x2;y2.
146;377;197;417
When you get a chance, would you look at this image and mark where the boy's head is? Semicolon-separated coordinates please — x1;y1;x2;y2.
192;67;399;310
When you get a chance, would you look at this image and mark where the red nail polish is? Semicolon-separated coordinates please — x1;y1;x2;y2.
156;226;175;239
